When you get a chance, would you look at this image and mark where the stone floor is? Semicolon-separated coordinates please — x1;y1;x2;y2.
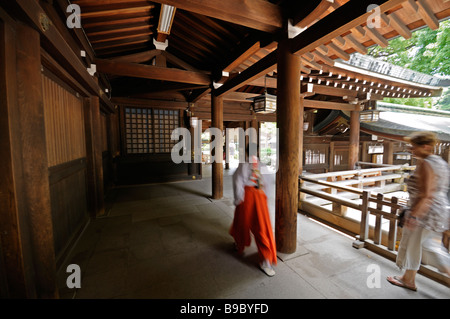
57;165;449;300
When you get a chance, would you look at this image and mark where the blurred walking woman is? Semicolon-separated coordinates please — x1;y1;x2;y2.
230;143;277;276
387;131;450;291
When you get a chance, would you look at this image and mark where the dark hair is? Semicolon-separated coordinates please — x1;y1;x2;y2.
404;131;438;146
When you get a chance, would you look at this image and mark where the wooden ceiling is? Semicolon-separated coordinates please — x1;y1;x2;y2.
69;0;450;108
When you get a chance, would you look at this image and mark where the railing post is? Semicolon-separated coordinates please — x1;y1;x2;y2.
298;177;306;210
388;197;399;251
353;190;370;249
374;193;383;245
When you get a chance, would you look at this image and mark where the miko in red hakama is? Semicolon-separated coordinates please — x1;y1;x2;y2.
229;157;277;273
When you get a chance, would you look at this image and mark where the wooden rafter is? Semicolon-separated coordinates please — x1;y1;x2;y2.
290;0;405;56
214;51;278;97
5;0;114;110
303;98;363;111
385;12;412;39
148;0;283;33
95;59;211;85
416;0;440;30
223;41;261;73
80;4;154;19
294;0;335;28
215;0;404;97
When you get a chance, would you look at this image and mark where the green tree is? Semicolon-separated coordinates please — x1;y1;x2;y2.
368;19;450;75
368;19;450;109
437;88;450;110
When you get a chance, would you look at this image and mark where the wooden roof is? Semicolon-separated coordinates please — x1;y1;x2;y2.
69;0;450;109
316;106;450;142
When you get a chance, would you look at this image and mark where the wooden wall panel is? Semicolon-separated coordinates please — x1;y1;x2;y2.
41;74;86;167
41;72;89;267
48;160;88;266
101;113;108;152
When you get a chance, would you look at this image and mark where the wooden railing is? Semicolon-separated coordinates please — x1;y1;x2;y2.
299;164;449;286
299;175;404;250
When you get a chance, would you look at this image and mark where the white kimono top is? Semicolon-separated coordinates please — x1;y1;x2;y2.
232;157;274;206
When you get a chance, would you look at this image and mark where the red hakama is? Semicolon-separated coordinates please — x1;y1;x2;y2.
229;186;277;265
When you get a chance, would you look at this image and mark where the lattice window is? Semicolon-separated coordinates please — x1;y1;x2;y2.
124;107;179;154
125;107;153;154
154;109;179;153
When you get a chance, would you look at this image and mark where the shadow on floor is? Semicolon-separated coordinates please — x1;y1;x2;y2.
57;170;450;300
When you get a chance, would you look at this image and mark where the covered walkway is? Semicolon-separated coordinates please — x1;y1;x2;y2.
57;166;449;299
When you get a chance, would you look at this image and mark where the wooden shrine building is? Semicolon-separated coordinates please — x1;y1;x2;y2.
1;0;450;298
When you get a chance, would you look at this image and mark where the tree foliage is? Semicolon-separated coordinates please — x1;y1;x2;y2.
367;19;450;109
368;19;450;75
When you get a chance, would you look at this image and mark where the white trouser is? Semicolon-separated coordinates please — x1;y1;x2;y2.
396;227;450;273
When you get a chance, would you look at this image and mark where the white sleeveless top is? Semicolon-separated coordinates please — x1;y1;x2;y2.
407;155;450;232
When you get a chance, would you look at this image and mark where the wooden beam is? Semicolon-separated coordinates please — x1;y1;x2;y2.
222;92;259;102
92;35;151;51
386;12;412;39
304;83;359;98
364;25;389;47
301;65;312;74
343;33;368;54
332;35;346;47
89;28;153;44
162;50;205;72
214;50;278;97
108;49;161;63
95;58;211;85
48;0;96;62
301;56;323;70
83;16;151;30
5;0;114;111
216;0;406;97
224;41;261;73
80;4;154;18
352;25;366;38
291;0;405;56
86;23;153;38
416;0;440;30
149;0;282;33
248;76;277;89
294;0;334;28
316;44;329;55
188;87;211;103
327;42;350;61
303;99;363;111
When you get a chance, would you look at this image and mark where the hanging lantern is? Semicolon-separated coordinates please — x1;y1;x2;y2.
360;110;380;122
250;75;277;114
394;151;412;160
252;92;277;114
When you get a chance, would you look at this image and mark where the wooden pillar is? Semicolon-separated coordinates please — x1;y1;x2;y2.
383;140;394;165
0;18;32;299
298;98;305;210
250;118;259;157
0;20;58;298
224;124;230;170
108;111;120;184
212;94;223;199
298;98;304;174
275;37;302;254
84;96;105;217
348;110;360;170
